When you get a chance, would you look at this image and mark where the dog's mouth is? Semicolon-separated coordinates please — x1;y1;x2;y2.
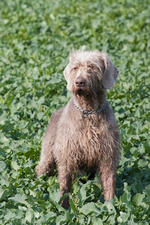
74;87;93;98
76;87;85;96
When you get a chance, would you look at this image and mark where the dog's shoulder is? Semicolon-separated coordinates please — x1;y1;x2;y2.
44;106;65;139
103;103;117;126
50;106;65;123
58;98;81;122
48;99;75;128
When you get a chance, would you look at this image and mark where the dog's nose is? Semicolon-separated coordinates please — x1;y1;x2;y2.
75;77;86;87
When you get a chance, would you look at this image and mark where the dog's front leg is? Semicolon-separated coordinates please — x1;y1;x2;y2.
36;141;56;177
100;166;116;201
58;163;72;209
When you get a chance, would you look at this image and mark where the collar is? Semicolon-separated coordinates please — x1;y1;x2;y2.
73;99;107;118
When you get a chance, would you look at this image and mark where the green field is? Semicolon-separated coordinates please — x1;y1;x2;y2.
0;0;150;224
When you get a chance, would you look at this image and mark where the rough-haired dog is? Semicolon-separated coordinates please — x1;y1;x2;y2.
36;50;121;209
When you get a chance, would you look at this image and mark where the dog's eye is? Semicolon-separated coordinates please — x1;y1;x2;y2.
74;67;78;70
89;65;95;70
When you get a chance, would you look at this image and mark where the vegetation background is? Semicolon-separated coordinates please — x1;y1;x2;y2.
0;0;150;224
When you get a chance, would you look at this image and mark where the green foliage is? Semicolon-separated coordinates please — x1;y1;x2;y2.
0;0;150;224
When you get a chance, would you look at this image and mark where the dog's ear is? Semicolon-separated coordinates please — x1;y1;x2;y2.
101;54;119;89
63;65;72;91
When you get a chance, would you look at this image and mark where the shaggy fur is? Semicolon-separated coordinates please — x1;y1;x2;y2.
36;50;121;209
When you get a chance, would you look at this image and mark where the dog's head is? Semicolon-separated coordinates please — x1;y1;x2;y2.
63;50;119;97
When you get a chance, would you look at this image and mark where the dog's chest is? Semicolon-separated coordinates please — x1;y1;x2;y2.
67;116;106;167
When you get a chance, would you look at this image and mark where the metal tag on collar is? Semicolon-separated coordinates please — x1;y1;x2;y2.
82;110;89;118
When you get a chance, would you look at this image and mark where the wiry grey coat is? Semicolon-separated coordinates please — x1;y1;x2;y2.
36;50;121;209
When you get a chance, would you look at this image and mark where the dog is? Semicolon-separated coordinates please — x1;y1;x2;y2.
36;50;121;209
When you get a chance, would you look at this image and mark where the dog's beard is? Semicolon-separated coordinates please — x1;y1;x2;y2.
73;87;97;99
76;88;87;97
